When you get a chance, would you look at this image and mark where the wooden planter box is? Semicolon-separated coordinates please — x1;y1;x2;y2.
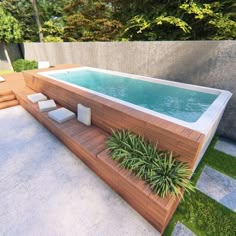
97;149;181;233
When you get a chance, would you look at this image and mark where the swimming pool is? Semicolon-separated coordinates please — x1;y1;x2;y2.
39;67;231;133
41;69;217;123
36;67;231;171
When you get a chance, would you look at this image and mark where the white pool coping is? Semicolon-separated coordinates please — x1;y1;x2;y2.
39;67;232;135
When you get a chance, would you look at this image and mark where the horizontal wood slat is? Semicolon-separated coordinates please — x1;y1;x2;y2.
0;94;15;103
0;99;19;109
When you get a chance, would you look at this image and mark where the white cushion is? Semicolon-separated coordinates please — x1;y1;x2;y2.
48;108;75;123
27;93;47;103
38;61;50;69
0;76;5;82
77;104;91;126
38;99;57;112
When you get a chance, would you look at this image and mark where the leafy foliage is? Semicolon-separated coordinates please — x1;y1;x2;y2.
1;0;235;41
0;0;73;42
107;130;194;198
38;0;73;23
0;0;38;41
64;0;123;41
121;1;236;40
0;6;22;43
41;19;64;42
123;14;191;40
13;59;37;72
180;2;236;40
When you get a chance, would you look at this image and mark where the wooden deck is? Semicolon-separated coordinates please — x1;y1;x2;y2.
15;85;180;234
0;66;202;234
0;72;24;109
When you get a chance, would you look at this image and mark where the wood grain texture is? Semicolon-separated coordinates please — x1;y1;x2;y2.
0;99;19;109
16;87;181;234
0;94;16;103
23;68;205;169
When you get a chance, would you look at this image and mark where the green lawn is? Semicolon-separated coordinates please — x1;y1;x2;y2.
163;137;236;236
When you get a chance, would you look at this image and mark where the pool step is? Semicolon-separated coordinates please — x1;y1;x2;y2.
0;90;19;109
0;94;16;103
0;99;19;109
0;89;12;96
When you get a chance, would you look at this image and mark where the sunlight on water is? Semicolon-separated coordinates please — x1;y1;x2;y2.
51;70;218;122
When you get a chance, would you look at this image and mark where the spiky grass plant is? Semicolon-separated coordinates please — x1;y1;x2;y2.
106;129;195;198
146;153;195;198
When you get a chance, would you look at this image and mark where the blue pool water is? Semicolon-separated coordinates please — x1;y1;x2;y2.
49;69;218;122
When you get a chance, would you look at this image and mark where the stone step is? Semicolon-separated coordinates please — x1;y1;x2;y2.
0;90;13;96
172;222;196;236
196;166;236;212
0;94;16;103
0;99;19;110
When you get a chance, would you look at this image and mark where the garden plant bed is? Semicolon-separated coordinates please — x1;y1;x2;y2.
15;86;180;234
97;149;181;233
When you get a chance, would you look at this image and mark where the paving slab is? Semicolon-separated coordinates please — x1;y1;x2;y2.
196;166;236;212
0;105;160;236
171;222;196;236
215;137;236;157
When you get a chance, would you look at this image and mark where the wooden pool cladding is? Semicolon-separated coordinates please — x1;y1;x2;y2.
16;86;180;234
21;66;206;234
23;68;205;170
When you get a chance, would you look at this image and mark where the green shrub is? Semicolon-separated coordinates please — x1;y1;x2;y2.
13;59;37;72
106;129;194;198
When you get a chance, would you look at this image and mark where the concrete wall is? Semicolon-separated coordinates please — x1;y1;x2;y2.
0;44;22;70
22;41;236;140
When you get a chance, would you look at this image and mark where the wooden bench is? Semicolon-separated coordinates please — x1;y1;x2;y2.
15;87;180;234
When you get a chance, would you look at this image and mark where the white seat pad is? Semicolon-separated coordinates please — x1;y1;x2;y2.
38;99;57;112
48;108;76;123
0;76;5;82
77;104;91;126
27;93;47;103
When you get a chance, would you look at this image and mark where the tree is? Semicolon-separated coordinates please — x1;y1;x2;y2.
35;0;74;42
64;0;123;41
0;0;38;41
38;0;73;22
1;0;235;42
41;19;64;42
31;0;44;42
180;2;236;40
0;7;22;70
0;0;73;42
118;0;236;40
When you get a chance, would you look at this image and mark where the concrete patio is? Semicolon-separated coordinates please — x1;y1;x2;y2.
0;105;159;236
